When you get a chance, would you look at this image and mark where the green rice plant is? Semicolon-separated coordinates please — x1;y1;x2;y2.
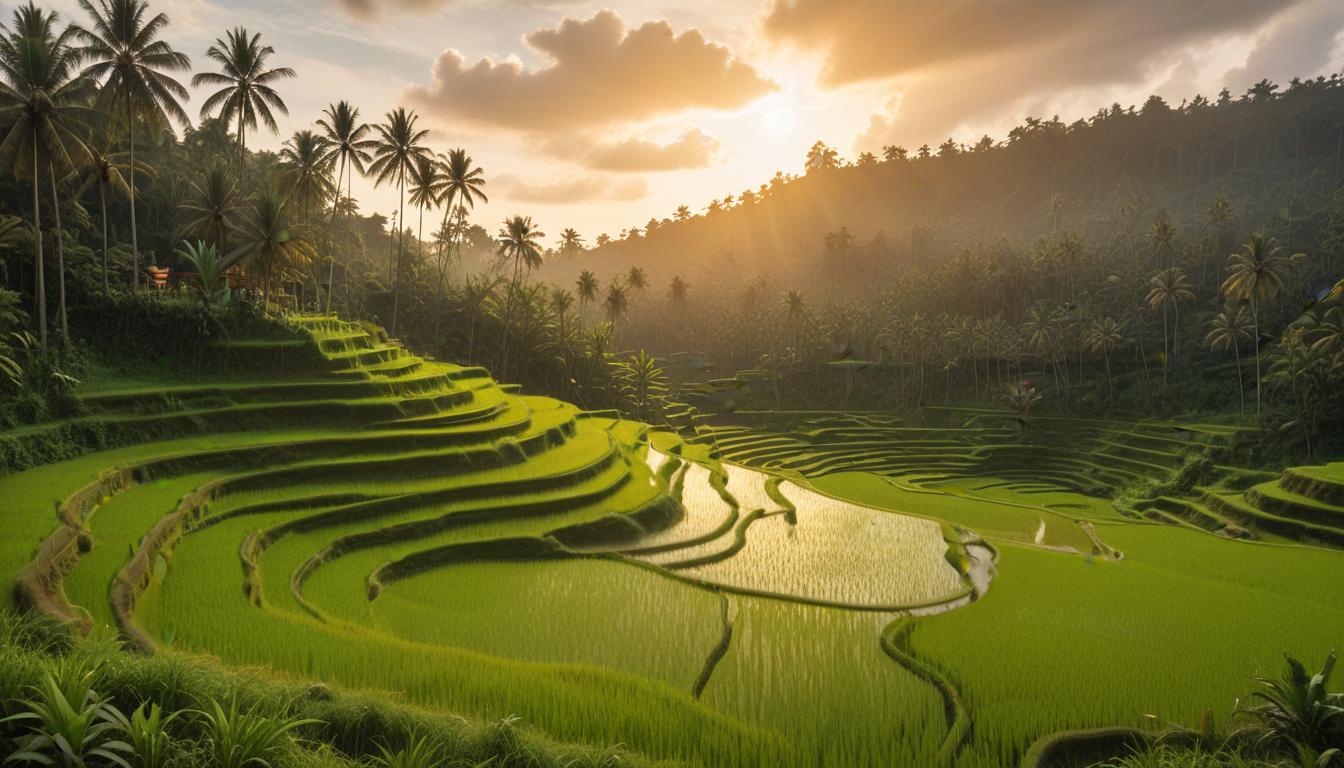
111;704;177;768
2;662;133;768
194;698;318;768
372;734;439;768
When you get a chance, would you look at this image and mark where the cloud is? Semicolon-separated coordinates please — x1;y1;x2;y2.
337;0;449;20
546;127;722;171
1223;0;1344;95
406;10;775;130
767;0;1335;151
494;173;649;205
764;0;1294;88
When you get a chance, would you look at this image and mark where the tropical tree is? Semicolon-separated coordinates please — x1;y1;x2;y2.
669;275;688;305
1083;316;1128;400
1222;233;1297;419
75;0;191;293
435;149;486;262
576;270;598;325
191;27;294;173
1204;303;1254;414
75;135;140;297
1146;266;1195;385
315;100;372;312
407;153;437;258
367;107;429;334
227;186;312;310
783;288;806;350
604;280;628;327
558;227;583;258
625;266;645;290
495;215;545;376
178;162;236;250
0;2;95;346
278;129;333;224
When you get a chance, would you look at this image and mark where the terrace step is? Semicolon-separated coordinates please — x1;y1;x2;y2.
1280;464;1344;507
1244;481;1344;529
1201;489;1344;547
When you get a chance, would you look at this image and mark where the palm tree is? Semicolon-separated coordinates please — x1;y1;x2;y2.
627;266;647;291
604;279;628;327
1083;317;1128;400
279;129;333;224
435;148;486;272
0;3;95;346
576;270;598;326
226;185;312;311
75;0;191;294
669;276;688;305
191;27;294;174
407;153;438;260
1222;233;1297;420
1204;303;1254;415
558;227;583;258
1146;267;1195;385
75;135;141;297
674;205;690;221
178;161;236;249
495;215;545;376
315;100;372;312
367;107;429;335
783;288;806;350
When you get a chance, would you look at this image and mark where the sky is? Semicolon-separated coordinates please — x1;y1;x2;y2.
9;0;1344;248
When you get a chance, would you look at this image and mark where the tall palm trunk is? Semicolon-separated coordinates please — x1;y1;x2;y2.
1233;339;1244;415
31;138;46;348
391;168;405;336
1160;305;1169;387
1251;299;1262;422
497;256;523;378
48;164;68;344
99;182;109;299
322;152;347;313
127;93;140;293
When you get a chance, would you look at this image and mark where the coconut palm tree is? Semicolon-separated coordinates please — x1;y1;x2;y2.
0;3;95;346
783;288;806;350
75;134;143;297
604;279;628;327
226;185;312;311
495;215;545;376
558;228;583;258
367;107;430;335
315;100;372;312
627;266;646;292
1222;233;1297;420
1146;267;1195;385
669;275;688;304
435;148;486;271
407;153;438;260
1083;316;1128;400
75;0;191;294
1204;303;1254;415
178;161;236;250
191;27;294;174
576;269;598;326
279;129;333;225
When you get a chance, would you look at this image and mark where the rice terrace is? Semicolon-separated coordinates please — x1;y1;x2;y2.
2;2;1344;768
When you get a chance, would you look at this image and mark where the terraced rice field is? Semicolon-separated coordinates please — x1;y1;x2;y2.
3;319;1342;767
